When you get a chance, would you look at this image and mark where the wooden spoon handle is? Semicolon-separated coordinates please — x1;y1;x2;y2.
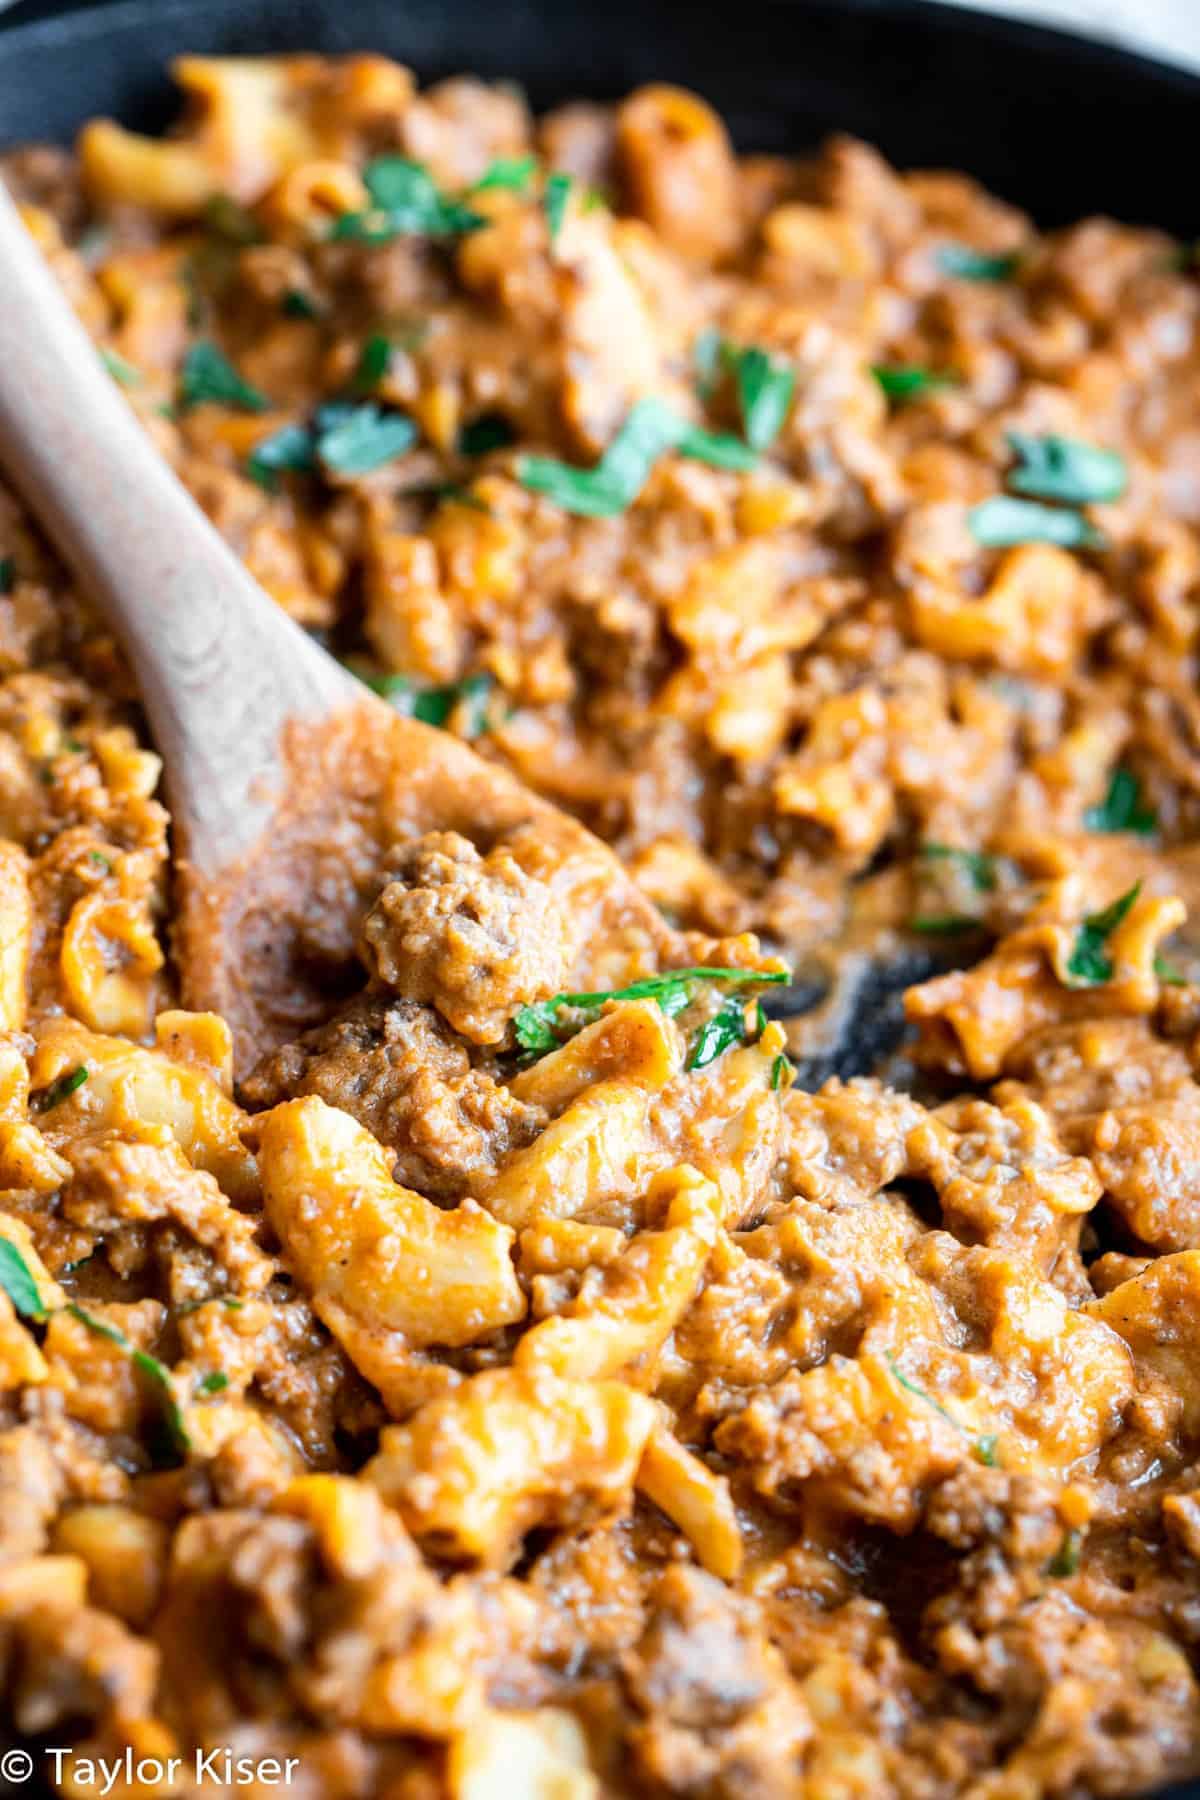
0;183;356;869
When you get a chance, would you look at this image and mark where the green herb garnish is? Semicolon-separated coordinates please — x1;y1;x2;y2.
180;342;268;413
354;667;494;737
353;333;392;392
919;844;997;892
1007;432;1127;506
514;966;788;1057
543;172;572;245
100;348;142;388
519;397;755;517
1084;766;1156;837
246;422;316;490
693;336;794;450
203;193;263;245
0;559;13;595
724;343;795;451
693;326;723;395
281;288;322;320
65;1303;189;1459
0;1276;190;1462
968;495;1104;551
937;243;1020;282
1065;882;1141;986
1156;954;1187;986
770;1052;792;1092
174;1295;244;1318
332;156;485;244
886;1355;997;1465
315;404;417;475
472;154;538;194
197;1371;229;1396
65;1301;126;1345
872;364;954;404
131;1348;190;1454
0;1239;46;1320
909;915;979;934
1047;1528;1082;1577
687;995;756;1071
248;398;419;486
31;1065;88;1113
458;414;516;455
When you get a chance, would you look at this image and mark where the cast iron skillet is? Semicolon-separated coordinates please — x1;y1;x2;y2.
0;2;1199;1796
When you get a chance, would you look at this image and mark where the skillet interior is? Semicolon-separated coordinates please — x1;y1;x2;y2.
1;3;1200;1797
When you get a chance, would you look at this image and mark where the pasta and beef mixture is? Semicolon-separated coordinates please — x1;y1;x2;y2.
4;50;1200;1800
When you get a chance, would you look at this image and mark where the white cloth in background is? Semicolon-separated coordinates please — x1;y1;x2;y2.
948;0;1200;74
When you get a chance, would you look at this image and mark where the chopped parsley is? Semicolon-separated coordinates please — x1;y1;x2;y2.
937;243;1020;282
0;559;13;596
292;405;410;477
332;156;485;243
726;345;795;452
1006;432;1127;506
968;495;1104;551
180;342;268;413
919;843;997;892
1065;882;1141;986
311;403;417;475
519;397;756;517
202;193;263;245
543;172;573;245
174;1295;244;1318
359;668;494;737
886;1355;998;1465
65;1304;189;1458
872;364;954;404
693;326;723;395
687;995;754;1071
100;348;142;388
472;154;538;194
693;334;794;450
770;1052;793;1092
246;422;316;490
0;1239;46;1320
513;966;788;1058
281;288;322;320
1084;766;1156;837
249;403;418;486
458;414;516;455
30;1065;88;1113
0;1244;190;1461
353;333;392;392
197;1371;229;1396
63;1301;120;1346
1047;1528;1083;1577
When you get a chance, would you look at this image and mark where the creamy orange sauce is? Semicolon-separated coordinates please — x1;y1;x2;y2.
0;52;1199;1800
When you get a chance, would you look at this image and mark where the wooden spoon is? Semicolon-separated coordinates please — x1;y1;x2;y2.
0;184;672;1072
